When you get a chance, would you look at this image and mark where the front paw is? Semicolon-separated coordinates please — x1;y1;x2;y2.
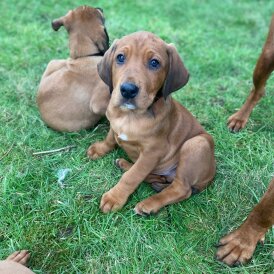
134;197;162;216
216;228;259;266
100;188;128;213
114;158;133;171
87;142;108;159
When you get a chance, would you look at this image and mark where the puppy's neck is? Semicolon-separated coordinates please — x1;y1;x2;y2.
69;33;101;59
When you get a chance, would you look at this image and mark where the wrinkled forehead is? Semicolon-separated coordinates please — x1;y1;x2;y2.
117;32;168;59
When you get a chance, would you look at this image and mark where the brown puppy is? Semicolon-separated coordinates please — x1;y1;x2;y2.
228;15;274;132
37;6;110;132
87;31;216;215
216;178;274;266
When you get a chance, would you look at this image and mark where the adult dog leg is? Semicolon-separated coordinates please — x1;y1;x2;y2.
228;15;274;132
134;134;215;215
216;178;274;266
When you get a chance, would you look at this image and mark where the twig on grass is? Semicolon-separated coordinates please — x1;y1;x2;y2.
32;145;76;156
0;143;15;161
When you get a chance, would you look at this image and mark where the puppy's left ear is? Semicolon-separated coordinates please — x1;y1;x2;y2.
97;39;118;93
162;44;189;99
51;17;65;31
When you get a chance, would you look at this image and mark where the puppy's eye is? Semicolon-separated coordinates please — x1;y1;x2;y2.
149;59;160;69
116;54;126;64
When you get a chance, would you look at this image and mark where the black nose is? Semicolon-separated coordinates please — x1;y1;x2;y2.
120;82;139;99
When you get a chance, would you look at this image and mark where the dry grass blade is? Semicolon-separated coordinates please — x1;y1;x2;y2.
32;145;76;156
0;143;14;161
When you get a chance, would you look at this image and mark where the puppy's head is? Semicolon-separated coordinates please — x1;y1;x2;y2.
51;6;109;54
98;31;189;113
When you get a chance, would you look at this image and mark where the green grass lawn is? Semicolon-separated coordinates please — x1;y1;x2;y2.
0;0;273;273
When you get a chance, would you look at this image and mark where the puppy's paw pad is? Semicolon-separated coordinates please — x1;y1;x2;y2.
100;191;126;213
87;143;104;159
134;206;149;216
134;201;158;216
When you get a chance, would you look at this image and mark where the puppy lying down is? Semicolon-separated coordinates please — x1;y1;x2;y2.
37;6;110;132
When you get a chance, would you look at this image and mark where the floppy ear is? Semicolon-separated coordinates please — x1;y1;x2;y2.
51;17;64;31
95;27;109;54
162;44;190;99
97;39;118;93
96;7;104;15
95;7;105;23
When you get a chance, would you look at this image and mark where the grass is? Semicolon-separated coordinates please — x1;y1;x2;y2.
0;0;273;273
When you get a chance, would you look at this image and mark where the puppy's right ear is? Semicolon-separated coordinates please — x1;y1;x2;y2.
97;39;118;93
51;17;64;31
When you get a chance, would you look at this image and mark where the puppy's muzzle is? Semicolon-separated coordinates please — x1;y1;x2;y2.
120;82;139;99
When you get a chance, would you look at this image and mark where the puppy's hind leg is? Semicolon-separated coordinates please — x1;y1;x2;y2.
134;134;216;215
115;158;169;191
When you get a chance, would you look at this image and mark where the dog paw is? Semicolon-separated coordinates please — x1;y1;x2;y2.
100;188;128;213
216;228;259;266
114;158;132;171
87;142;108;159
227;112;248;132
134;198;161;216
6;250;31;266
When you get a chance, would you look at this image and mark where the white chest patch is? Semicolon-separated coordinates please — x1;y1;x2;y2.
118;133;128;141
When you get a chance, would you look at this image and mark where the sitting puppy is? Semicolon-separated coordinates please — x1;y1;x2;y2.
87;31;216;215
37;6;110;132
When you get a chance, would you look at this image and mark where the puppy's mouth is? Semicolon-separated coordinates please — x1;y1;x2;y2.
120;99;137;110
